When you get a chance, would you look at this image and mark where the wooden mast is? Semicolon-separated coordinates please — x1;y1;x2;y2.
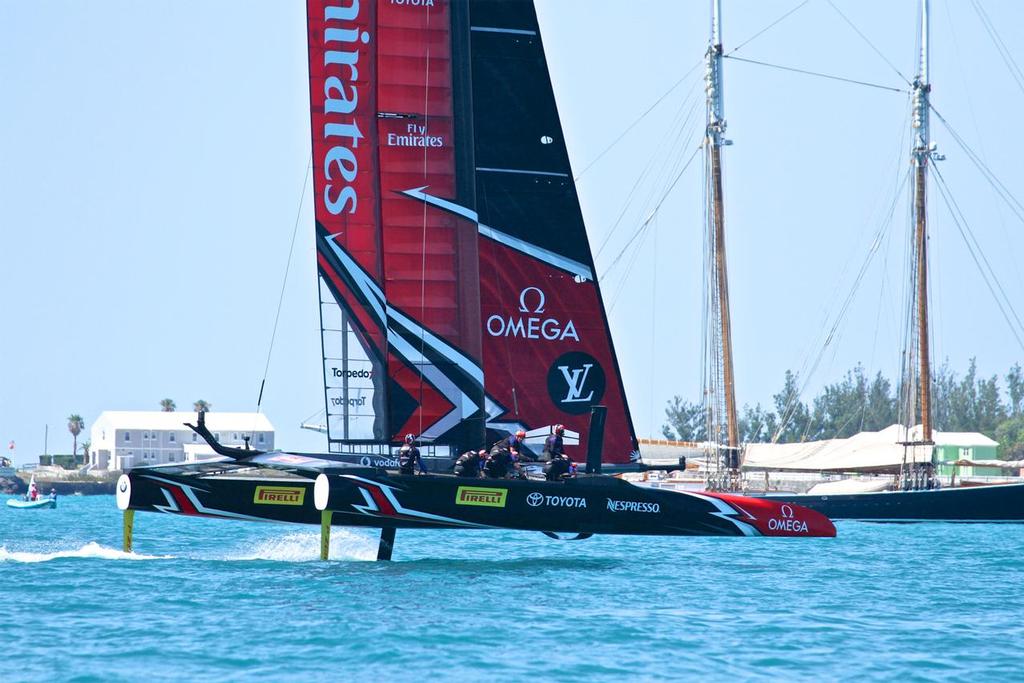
911;0;933;444
705;0;740;484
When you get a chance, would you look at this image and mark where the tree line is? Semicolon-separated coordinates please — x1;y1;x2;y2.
663;360;1024;459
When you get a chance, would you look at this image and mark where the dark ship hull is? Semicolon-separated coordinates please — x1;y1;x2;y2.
756;482;1024;522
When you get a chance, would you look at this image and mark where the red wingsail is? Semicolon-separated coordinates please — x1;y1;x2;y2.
309;0;486;451
308;0;637;463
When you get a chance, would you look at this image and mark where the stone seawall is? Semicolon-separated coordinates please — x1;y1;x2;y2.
5;474;117;496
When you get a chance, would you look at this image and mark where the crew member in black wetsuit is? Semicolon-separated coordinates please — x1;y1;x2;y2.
539;424;575;480
453;450;486;478
398;434;427;475
544;454;574;481
541;424;566;462
484;431;524;478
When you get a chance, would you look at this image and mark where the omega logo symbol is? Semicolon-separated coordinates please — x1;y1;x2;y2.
780;505;795;519
519;286;546;314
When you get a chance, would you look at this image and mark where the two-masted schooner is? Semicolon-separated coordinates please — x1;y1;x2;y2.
690;0;1024;521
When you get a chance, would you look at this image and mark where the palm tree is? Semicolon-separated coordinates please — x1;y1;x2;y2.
67;414;85;466
160;398;176;412
81;440;92;466
193;400;211;413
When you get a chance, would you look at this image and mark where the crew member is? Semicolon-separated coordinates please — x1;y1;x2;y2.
398;434;427;475
453;450;486;478
484;431;525;478
502;430;527;460
544;454;575;481
28;482;38;501
541;425;566;462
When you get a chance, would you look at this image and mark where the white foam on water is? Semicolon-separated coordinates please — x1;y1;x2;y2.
0;541;171;563
225;529;379;562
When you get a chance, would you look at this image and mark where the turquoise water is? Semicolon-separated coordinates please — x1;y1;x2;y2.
2;495;1022;681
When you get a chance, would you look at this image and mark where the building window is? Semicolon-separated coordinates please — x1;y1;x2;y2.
192;433;197;443
258;433;265;444
215;433;221;441
124;433;131;442
232;433;239;441
169;433;176;443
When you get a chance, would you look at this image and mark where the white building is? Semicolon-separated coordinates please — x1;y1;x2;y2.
88;411;275;471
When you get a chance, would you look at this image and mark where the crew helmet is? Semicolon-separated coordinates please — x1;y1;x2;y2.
404;433;415;444
554;424;565;435
515;430;526;440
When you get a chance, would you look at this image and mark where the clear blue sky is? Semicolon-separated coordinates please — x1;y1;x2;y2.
2;1;1023;465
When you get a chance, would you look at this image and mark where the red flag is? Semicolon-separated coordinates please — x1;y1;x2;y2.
7;441;13;450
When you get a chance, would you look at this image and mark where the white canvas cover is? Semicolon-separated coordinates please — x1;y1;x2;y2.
742;424;996;473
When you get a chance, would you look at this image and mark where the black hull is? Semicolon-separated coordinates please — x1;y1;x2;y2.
119;468;835;538
755;482;1024;522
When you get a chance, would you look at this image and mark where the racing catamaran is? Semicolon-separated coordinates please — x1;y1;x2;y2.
116;0;836;558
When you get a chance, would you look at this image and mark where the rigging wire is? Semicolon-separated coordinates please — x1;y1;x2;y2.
253;156;313;432
575;0;814;182
601;90;701;311
773;116;912;442
726;0;811;56
574;65;701;183
723;55;908;94
932;165;1024;353
602;144;702;286
773;167;913;442
649;220;659;437
824;0;913;86
594;80;703;260
944;0;1024;297
969;0;1024;100
301;406;326;426
929;103;1024;225
416;7;434;443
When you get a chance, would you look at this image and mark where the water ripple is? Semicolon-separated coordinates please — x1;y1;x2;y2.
3;497;1024;681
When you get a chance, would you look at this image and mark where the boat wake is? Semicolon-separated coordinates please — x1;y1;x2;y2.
224;529;379;562
0;541;170;563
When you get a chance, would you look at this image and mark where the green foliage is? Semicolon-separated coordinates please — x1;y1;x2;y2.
662;397;705;442
773;370;810;443
739;403;777;443
67;414;85;467
160;398;176;412
995;416;1024;460
1006;364;1023;417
